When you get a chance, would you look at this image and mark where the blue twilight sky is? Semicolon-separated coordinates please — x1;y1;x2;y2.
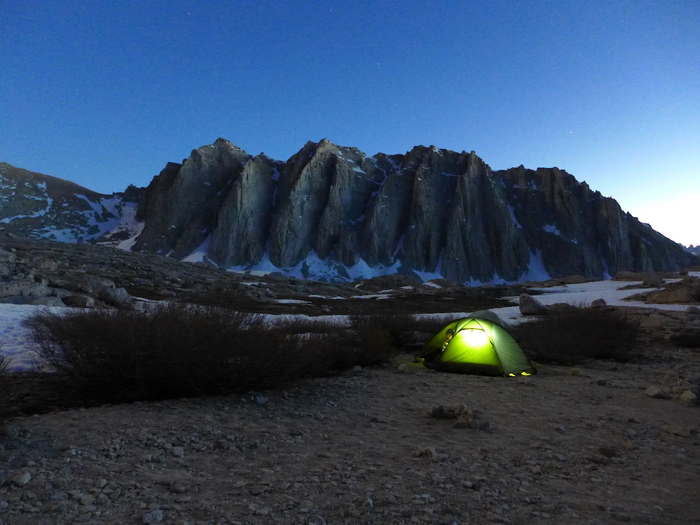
1;1;699;245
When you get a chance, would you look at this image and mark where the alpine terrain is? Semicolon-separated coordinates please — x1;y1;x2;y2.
0;140;696;284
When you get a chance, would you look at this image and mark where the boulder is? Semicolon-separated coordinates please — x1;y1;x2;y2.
62;294;96;308
645;278;700;305
97;287;133;309
519;293;549;315
0;279;51;300
78;275;116;294
590;298;607;308
30;296;65;307
642;275;666;288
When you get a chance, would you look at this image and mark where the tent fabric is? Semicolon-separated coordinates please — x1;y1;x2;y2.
419;311;535;376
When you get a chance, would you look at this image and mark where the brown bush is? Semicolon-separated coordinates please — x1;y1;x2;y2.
670;329;700;349
24;304;396;407
347;313;421;354
512;306;639;365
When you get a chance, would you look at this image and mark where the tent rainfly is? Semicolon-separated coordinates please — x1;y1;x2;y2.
418;310;536;376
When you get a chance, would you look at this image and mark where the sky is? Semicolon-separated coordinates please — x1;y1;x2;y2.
1;0;699;246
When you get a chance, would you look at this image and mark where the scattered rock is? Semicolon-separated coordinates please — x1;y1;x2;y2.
12;472;32;487
679;390;698;406
519;293;549;315
661;425;692;437
645;385;671;399
62;294;96;308
142;509;164;524
97;286;133;309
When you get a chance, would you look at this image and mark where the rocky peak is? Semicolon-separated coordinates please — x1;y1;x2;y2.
128;138;694;282
6;138;696;284
133;140;250;258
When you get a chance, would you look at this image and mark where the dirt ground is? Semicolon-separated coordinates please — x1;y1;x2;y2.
1;339;699;525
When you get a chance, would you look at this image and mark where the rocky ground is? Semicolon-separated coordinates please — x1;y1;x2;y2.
1;340;699;525
1;236;699;524
0;235;521;316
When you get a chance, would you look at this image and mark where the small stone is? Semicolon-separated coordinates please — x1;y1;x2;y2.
170;447;185;457
142;509;164;524
679;390;698;406
50;491;69;500
427;405;444;418
661;425;691;437
469;419;493;432
12;472;32;487
645;385;670;399
79;494;96;506
250;484;267;495
170;483;188;494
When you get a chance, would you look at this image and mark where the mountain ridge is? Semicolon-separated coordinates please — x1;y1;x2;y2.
1;139;697;283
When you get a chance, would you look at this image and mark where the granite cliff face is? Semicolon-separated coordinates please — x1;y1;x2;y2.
132;139;698;282
134;139;250;257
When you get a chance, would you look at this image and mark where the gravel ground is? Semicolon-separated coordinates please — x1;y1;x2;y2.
1;342;699;525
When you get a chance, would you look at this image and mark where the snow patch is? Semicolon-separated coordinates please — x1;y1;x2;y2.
543;224;561;236
507;205;523;229
517;250;551;283
182;236;214;264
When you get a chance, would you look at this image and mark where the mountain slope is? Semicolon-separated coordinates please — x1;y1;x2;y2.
0;162;141;244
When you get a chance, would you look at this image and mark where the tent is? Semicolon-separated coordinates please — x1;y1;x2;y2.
418;310;536;376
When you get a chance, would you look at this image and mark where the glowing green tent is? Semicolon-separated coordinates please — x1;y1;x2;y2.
418;311;535;376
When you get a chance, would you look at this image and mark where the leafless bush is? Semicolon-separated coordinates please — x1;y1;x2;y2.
512;306;639;365
670;329;700;349
348;313;419;354
24;303;397;406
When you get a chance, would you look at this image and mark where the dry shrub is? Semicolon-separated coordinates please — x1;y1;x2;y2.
24;303;379;405
512;306;639;365
410;315;465;338
670;329;700;349
348;314;417;358
0;353;9;422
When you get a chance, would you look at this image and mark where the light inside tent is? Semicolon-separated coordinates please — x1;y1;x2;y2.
462;328;489;348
